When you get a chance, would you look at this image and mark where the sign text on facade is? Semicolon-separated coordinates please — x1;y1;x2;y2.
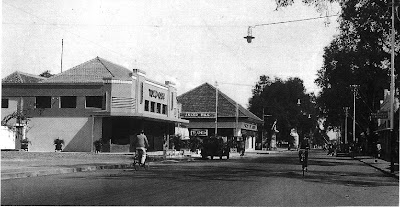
190;129;208;136
149;89;165;100
181;112;216;118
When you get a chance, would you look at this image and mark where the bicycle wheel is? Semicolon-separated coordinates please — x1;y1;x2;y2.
133;160;139;171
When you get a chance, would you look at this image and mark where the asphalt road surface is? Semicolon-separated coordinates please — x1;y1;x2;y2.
2;150;398;206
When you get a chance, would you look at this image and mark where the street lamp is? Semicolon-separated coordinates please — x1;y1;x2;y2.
243;14;340;44
389;0;397;173
244;27;255;43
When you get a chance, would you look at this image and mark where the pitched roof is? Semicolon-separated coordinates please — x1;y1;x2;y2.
177;82;263;123
2;71;47;83
41;57;132;83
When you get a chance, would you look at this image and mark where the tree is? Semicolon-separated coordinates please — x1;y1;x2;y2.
39;70;54;78
248;75;318;145
274;0;338;12
315;0;399;154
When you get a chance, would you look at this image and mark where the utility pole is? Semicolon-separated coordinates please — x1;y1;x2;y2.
61;39;64;73
344;107;349;145
351;85;359;143
389;0;397;173
215;81;218;136
236;102;239;137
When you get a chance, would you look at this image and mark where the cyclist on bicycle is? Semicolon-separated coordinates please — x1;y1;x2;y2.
298;138;310;172
133;130;149;166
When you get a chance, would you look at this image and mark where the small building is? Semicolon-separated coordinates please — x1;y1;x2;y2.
1;57;188;152
375;89;399;163
177;83;263;151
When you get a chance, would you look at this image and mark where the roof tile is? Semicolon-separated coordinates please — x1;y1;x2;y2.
41;57;132;83
178;83;262;123
2;71;46;83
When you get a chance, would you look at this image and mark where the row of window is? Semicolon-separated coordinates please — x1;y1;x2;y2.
144;100;167;115
1;96;104;109
2;97;170;115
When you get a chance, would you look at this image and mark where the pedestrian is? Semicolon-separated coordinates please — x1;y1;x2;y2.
376;142;382;162
237;137;245;156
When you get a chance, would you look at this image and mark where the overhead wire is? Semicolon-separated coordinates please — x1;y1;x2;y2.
250;13;340;28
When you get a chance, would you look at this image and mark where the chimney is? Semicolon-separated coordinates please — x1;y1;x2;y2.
165;81;176;86
132;69;146;77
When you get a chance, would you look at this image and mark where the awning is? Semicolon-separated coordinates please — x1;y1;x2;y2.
90;110;189;124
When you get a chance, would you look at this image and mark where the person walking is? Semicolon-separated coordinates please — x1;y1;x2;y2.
239;138;245;156
133;130;149;166
375;142;382;162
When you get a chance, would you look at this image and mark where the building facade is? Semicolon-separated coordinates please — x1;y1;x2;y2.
375;89;399;163
177;83;263;151
1;57;188;152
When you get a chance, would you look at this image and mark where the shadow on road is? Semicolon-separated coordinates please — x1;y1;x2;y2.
64;155;398;188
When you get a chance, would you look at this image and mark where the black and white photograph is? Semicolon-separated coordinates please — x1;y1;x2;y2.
1;0;399;206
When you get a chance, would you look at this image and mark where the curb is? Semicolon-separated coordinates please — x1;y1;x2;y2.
1;163;134;180
355;158;399;179
1;157;198;180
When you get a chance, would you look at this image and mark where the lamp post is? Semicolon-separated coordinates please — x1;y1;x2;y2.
244;15;339;44
350;85;359;144
389;0;397;173
262;108;272;150
344;107;349;145
215;81;218;136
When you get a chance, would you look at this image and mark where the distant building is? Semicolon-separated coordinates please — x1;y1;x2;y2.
375;89;399;162
177;83;263;151
1;57;188;152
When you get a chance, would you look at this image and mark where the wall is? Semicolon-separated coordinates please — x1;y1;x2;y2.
27;117;93;152
2;84;107;118
0;126;15;149
108;80;135;114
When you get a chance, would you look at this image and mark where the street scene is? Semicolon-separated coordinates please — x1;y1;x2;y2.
1;0;400;206
1;150;398;206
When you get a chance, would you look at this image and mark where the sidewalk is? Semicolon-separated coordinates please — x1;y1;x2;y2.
354;155;399;179
1;150;187;180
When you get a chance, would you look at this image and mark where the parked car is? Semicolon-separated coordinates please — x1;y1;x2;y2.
201;136;230;159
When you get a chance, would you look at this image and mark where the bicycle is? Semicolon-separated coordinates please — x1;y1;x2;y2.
299;149;308;176
133;150;149;171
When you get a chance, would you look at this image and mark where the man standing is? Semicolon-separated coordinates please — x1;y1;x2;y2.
133;130;149;165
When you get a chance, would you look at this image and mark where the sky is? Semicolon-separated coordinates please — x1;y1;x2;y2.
2;0;341;107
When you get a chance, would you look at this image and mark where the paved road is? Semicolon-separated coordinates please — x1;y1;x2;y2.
2;150;398;206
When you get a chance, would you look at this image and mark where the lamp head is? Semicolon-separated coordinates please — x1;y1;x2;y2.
244;26;255;43
244;35;255;43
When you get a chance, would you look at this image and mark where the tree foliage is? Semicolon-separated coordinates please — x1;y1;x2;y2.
316;0;399;133
248;76;318;143
39;70;54;78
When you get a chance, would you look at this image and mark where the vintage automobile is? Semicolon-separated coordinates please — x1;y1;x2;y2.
201;136;230;159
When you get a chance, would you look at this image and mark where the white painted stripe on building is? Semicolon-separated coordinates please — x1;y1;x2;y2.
103;79;132;84
145;80;168;90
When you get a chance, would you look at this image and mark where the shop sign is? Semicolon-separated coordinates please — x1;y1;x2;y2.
190;129;208;136
371;111;389;119
181;112;216;118
149;89;165;100
242;123;257;131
